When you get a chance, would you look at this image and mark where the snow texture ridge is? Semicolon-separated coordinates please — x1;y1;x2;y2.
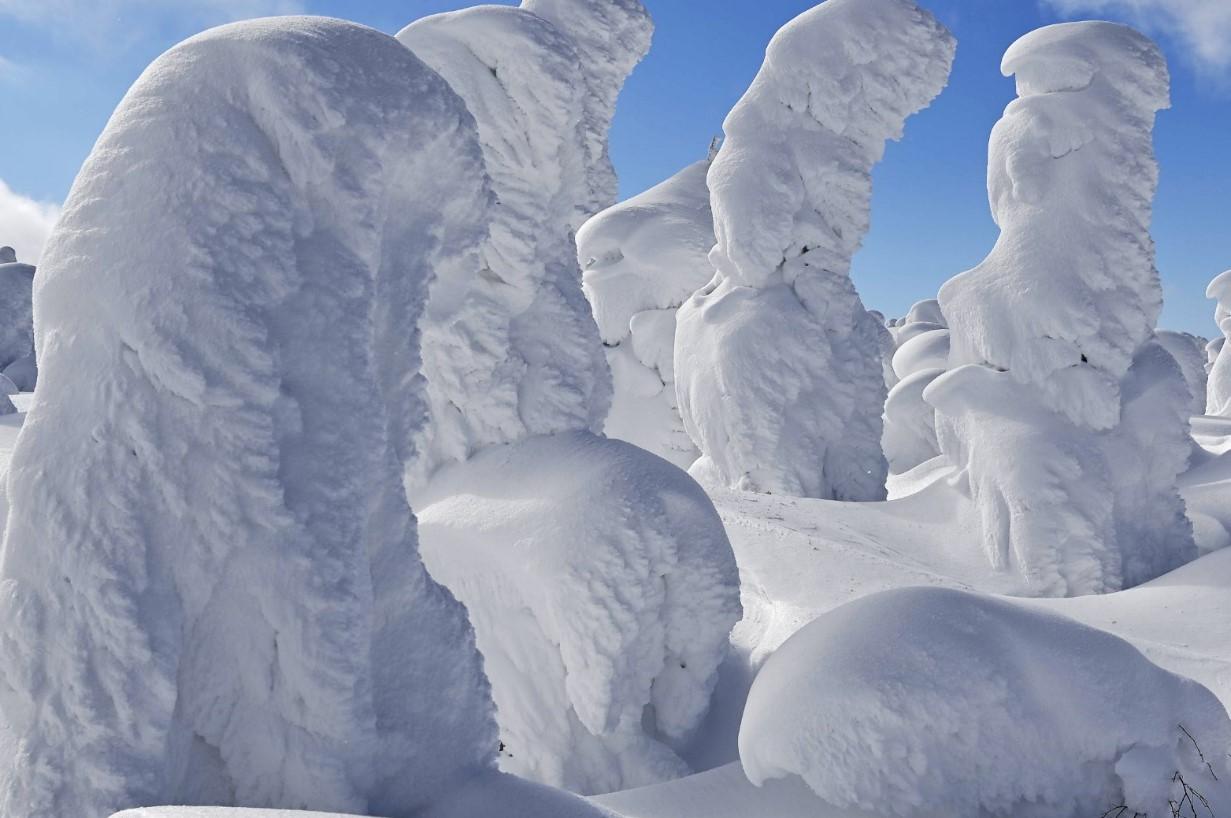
930;22;1195;594
740;587;1231;818
577;157;714;468
0;18;497;817
415;432;741;795
674;0;955;500
397;0;649;493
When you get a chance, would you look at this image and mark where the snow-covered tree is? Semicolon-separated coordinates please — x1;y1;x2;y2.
882;299;950;478
397;0;651;492
576;156;715;469
929;22;1194;594
1205;269;1231;415
0;19;498;816
673;0;955;500
1154;329;1207;416
0;245;36;389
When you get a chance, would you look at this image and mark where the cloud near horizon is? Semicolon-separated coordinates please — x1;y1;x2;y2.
0;179;60;264
1045;0;1231;73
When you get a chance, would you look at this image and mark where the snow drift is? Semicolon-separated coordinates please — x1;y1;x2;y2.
0;247;36;390
740;587;1231;818
577;157;714;469
397;0;650;491
931;22;1195;594
674;0;955;500
0;18;497;817
415;432;741;795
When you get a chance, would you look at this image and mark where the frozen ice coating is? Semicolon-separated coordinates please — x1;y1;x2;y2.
416;432;741;795
577;158;714;468
739;587;1231;818
941;21;1171;428
1154;329;1207;416
0;18;498;817
0;253;35;389
930;22;1194;594
521;0;653;220
398;2;628;492
674;0;955;499
1205;269;1231;415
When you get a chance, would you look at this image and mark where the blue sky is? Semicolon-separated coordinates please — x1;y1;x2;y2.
0;0;1227;335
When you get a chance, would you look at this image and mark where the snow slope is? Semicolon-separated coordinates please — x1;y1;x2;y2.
674;0;954;500
415;432;740;795
577;157;714;468
0;18;497;817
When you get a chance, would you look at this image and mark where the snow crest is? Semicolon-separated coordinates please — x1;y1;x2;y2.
740;587;1231;818
674;0;955;499
577;158;714;469
0;18;497;817
416;432;741;795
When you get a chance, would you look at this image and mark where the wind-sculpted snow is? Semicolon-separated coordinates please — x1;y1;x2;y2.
740;587;1231;818
674;0;954;500
1206;270;1231;416
882;300;950;478
577;158;714;468
398;0;647;491
0;247;35;389
416;432;741;795
931;23;1194;594
0;18;497;817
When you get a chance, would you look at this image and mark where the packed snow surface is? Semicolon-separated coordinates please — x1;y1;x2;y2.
415;432;740;795
740;586;1230;818
577;158;714;468
0;18;498;817
674;0;954;500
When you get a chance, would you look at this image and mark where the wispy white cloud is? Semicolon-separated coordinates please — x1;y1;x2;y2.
1044;0;1231;73
0;0;306;52
0;179;60;264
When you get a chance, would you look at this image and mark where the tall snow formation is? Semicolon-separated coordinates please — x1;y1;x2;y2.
397;0;651;492
739;587;1231;818
416;432;741;795
882;298;949;476
0;246;36;390
673;0;955;500
576;158;714;469
0;18;498;817
1155;329;1208;417
930;22;1195;594
1205;270;1231;416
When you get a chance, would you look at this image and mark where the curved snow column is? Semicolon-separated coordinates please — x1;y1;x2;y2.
577;158;714;469
0;18;498;817
674;0;955;500
1205;270;1231;415
520;0;653;220
1155;330;1208;416
739;587;1231;818
931;23;1194;593
0;254;35;389
415;432;741;795
397;0;649;492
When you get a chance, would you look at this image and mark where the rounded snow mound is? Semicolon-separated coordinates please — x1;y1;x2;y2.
416;431;741;795
739;586;1231;818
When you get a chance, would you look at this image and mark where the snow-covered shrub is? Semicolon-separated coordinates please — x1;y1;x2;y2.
576;157;714;468
931;22;1194;594
674;0;954;500
415;432;741;795
1205;270;1231;416
397;0;650;491
0;19;498;817
739;586;1231;818
1155;329;1208;416
0;246;36;389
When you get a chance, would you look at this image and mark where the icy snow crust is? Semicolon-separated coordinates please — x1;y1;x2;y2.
0;18;498;817
576;159;714;468
416;432;741;795
397;0;650;492
739;587;1231;818
930;22;1194;595
674;0;955;500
